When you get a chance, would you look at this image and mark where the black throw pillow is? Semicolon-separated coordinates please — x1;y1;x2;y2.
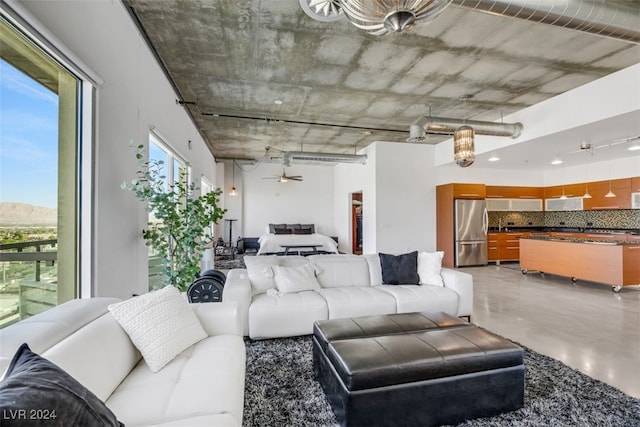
380;251;420;285
0;343;123;427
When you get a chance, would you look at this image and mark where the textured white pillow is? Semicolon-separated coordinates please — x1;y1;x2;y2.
108;286;207;373
418;251;445;286
272;263;321;295
244;255;280;295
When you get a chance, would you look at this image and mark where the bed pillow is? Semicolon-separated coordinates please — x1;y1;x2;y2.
269;223;287;233
379;251;420;285
108;286;207;372
0;343;123;426
274;227;291;235
293;227;312;235
272;263;321;294
300;224;315;233
418;251;445;286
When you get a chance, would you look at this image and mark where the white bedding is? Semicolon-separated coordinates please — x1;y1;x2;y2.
257;233;338;255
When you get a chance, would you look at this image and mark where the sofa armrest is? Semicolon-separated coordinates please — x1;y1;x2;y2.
441;268;474;317
191;302;243;336
222;269;252;336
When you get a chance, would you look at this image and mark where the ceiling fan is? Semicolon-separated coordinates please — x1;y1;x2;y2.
263;168;303;182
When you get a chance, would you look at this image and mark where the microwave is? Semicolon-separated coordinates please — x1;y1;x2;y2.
632;192;640;209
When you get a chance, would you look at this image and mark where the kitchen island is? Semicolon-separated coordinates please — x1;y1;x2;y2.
520;236;640;292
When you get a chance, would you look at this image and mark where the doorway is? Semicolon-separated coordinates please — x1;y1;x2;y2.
350;192;363;255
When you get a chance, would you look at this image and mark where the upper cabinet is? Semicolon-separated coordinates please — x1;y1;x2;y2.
486;186;543;199
544;183;586;199
487;198;543;211
449;183;486;199
583;179;631;210
632;177;640;193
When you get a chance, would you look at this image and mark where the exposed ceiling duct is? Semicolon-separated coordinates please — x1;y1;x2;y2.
282;151;368;166
407;116;523;143
305;1;640;43
451;0;640;44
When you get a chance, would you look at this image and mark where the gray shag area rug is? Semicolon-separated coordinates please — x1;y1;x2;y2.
214;254;246;270
243;336;640;427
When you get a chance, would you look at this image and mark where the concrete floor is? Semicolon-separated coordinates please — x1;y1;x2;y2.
461;262;640;398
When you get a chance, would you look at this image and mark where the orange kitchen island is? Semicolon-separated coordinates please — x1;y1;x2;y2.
520;236;640;292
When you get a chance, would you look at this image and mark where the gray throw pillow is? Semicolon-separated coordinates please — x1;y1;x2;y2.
0;343;123;426
379;251;420;285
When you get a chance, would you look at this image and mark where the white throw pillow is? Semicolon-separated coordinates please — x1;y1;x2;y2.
244;255;280;295
108;286;207;373
418;251;445;286
272;263;321;295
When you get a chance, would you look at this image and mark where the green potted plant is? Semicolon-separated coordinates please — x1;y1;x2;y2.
122;144;226;291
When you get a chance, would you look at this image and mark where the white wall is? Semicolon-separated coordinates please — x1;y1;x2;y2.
17;1;218;298
240;162;336;238
334;147;375;254
372;142;438;254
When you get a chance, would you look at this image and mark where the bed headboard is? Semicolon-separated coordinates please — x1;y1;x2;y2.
268;223;315;234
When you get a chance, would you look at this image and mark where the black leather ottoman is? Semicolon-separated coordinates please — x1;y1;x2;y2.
313;312;524;427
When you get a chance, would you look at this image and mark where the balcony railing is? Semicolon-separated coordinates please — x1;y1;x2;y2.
0;239;57;328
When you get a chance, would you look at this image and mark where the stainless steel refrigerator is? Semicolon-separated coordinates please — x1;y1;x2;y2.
455;199;488;267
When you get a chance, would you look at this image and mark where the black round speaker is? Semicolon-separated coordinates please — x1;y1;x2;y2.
200;269;226;285
187;277;224;303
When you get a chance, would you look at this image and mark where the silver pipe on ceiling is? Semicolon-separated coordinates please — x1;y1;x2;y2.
407;116;523;143
282;151;368;166
451;0;640;44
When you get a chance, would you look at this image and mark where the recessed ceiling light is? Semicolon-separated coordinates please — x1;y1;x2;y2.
551;155;563;165
488;153;500;162
629;144;640;151
274;99;283;105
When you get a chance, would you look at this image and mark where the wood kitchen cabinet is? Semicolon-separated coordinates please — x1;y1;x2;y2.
450;183;486;199
544;183;586;199
486;186;543;199
582;179;631;210
487;233;499;261
631;177;640;192
488;231;529;262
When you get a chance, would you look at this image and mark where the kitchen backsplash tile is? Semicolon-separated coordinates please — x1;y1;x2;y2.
488;211;544;228
488;210;640;229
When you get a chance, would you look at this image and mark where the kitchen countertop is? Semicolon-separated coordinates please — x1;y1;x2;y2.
488;227;640;235
520;235;638;245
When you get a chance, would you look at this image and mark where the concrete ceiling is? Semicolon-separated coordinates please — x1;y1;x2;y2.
123;0;640;169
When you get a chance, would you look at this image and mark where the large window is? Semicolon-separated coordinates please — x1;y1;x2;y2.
0;17;83;328
147;133;189;290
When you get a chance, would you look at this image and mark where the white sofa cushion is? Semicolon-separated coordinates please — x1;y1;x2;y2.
106;335;245;427
418;251;445;286
316;287;397;319
376;284;459;314
272;263;321;294
308;254;371;288
249;291;328;339
108;286;207;373
363;253;384;286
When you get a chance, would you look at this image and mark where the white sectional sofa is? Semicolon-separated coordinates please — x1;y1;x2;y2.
0;297;245;427
223;253;473;340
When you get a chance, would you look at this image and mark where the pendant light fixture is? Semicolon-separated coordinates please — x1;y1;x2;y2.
454;125;475;167
454;95;474;167
583;145;592;198
605;144;616;198
229;160;238;197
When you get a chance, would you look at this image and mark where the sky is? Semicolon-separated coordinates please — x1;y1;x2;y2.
0;59;59;209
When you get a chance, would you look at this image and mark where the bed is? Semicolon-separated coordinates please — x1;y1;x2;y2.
257;223;339;255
